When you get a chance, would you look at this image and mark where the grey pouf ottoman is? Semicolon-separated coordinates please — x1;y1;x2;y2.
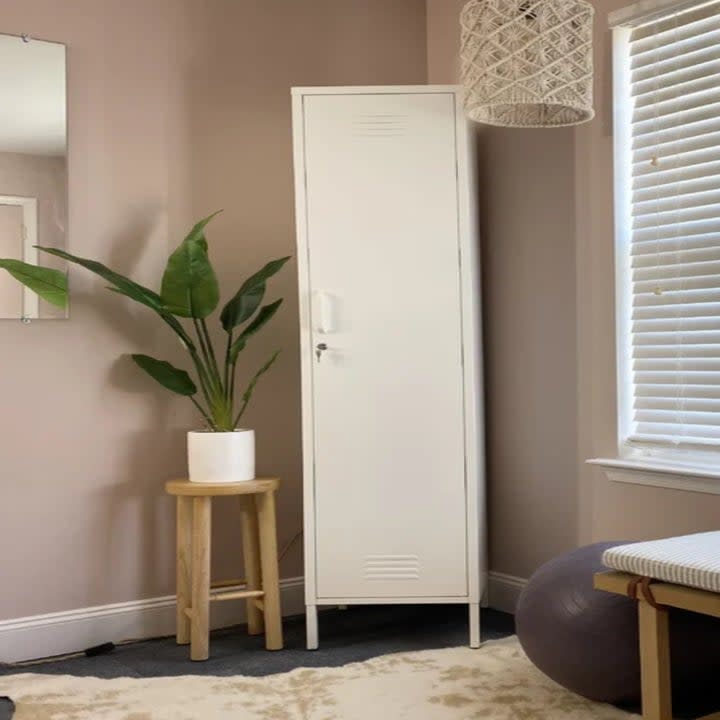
515;541;720;711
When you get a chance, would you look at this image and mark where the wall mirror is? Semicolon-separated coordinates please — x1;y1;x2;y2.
0;33;67;320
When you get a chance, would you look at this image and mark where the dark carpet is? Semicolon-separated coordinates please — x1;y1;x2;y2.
0;605;513;680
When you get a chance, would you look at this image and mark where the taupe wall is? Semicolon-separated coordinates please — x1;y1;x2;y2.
428;0;580;579
428;0;720;577
575;0;720;545
5;0;713;624
0;0;426;620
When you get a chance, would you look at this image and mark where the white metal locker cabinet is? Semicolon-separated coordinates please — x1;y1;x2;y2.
291;86;485;649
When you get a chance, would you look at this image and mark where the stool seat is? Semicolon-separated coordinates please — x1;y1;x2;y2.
166;476;283;661
166;478;279;496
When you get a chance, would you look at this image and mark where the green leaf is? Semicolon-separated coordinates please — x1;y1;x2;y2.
228;299;282;363
234;350;280;425
220;282;264;333
0;259;68;309
160;214;220;319
36;246;191;343
37;247;162;312
228;339;245;363
220;256;290;332
242;351;280;403
131;354;197;396
184;210;222;246
239;256;291;295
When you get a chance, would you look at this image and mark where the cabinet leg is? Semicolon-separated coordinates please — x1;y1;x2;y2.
469;603;480;649
176;496;192;645
306;604;319;650
190;496;211;661
257;490;283;650
240;496;264;636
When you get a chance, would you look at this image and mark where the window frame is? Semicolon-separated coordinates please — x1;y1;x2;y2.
611;0;720;469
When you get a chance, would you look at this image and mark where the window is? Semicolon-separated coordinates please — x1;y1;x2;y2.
612;0;720;466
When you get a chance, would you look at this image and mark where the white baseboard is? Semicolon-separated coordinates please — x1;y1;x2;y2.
487;571;527;614
0;577;305;664
1;573;525;663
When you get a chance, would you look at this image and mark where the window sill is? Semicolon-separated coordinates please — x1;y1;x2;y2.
586;458;720;496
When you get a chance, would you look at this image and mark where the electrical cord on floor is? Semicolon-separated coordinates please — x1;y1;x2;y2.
8;642;120;667
8;528;305;669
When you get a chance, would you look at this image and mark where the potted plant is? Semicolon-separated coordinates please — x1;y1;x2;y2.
0;212;289;483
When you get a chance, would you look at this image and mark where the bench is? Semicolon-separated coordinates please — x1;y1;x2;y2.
594;531;720;720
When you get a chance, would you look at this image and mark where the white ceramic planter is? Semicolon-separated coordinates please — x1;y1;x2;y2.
187;429;255;483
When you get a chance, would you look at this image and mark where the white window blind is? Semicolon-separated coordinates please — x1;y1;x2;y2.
624;0;720;452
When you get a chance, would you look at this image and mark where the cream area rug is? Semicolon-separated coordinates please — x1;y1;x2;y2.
2;637;638;720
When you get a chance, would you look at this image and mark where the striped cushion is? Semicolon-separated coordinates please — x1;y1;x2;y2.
602;531;720;593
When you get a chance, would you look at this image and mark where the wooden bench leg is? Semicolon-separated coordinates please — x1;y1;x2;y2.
176;496;192;645
241;495;264;636
191;496;211;661
257;489;283;650
638;600;672;720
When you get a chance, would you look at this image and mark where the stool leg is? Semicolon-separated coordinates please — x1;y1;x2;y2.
191;496;211;661
638;600;672;720
176;496;192;645
257;489;283;650
241;495;264;635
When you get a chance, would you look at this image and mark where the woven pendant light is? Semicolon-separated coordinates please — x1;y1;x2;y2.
460;0;595;127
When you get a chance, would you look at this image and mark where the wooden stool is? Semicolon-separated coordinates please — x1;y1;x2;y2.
165;477;283;661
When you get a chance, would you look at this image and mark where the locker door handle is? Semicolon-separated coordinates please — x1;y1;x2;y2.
314;292;336;333
315;342;328;361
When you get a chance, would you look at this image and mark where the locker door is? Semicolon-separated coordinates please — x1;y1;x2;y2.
302;92;468;598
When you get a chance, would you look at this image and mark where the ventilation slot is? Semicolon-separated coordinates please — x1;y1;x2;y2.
352;114;408;137
364;554;420;581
